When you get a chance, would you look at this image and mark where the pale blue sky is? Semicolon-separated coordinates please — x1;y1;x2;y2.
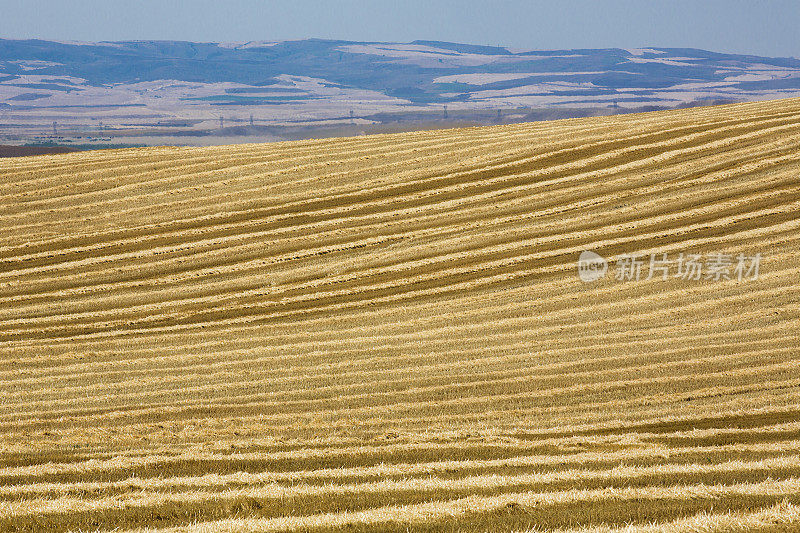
1;0;798;57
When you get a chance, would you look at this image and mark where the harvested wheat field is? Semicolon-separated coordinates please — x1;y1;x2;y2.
1;97;800;532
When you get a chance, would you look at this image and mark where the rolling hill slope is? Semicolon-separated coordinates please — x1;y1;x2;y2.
1;98;800;531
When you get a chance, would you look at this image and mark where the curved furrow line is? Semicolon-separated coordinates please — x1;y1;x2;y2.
0;123;666;248
0;291;792;385
4;110;792;260
0;121;566;208
3;244;792;356
80;478;800;533
4;460;800;531
7;442;800;498
1;115;792;302
4;107;792;248
2;98;793;190
1;143;792;312
3;337;793;419
0;115;622;213
2;168;796;326
5;337;797;425
2;262;794;361
3;324;793;397
2;134;797;309
0;120;537;187
2;199;795;340
0;105;755;193
9;436;800;491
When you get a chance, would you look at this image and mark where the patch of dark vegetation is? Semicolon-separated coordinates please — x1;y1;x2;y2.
0;145;80;157
6;83;78;92
0;143;145;157
8;93;50;101
225;87;307;94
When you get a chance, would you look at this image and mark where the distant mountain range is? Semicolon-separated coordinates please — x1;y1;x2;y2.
2;38;800;145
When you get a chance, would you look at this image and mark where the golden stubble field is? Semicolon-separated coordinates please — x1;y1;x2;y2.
1;98;800;532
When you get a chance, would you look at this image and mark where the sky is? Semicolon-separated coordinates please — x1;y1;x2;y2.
1;0;798;58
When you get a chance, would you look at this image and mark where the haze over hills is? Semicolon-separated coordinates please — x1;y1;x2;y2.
2;38;800;146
